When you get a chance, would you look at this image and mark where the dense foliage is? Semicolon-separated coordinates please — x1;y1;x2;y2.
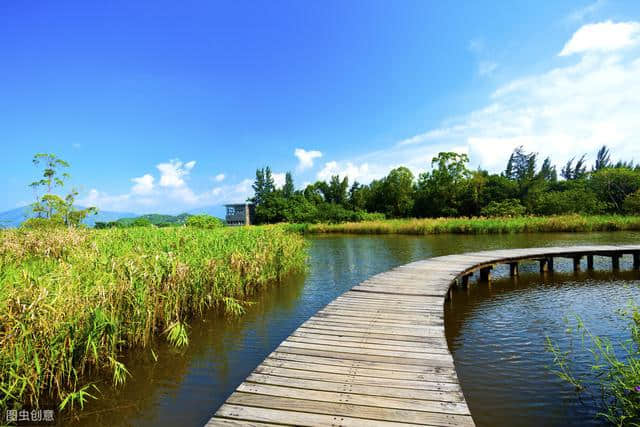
0;226;306;411
251;145;640;224
94;213;196;229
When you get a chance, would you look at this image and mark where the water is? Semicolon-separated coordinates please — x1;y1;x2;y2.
445;264;640;426
65;232;640;426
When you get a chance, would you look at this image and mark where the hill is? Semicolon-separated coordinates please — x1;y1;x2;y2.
0;206;137;228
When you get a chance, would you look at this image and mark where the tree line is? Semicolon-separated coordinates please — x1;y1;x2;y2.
250;145;640;224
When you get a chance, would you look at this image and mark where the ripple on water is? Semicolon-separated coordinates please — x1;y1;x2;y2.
446;272;640;427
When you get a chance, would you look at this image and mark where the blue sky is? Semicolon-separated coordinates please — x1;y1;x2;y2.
2;1;640;213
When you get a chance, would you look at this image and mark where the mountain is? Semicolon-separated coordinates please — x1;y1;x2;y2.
0;206;137;228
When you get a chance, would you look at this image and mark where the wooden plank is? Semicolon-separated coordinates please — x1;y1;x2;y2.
226;392;475;426
236;382;470;415
246;373;465;403
253;365;461;391
215;404;410;426
261;358;458;383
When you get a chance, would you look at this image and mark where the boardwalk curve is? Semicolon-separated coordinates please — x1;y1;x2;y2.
207;245;640;426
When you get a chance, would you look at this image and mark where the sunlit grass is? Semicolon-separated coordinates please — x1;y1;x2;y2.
0;225;306;411
304;215;640;235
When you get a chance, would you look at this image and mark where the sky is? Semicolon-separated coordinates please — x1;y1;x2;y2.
2;0;640;214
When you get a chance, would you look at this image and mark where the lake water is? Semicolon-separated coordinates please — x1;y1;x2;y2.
66;232;640;426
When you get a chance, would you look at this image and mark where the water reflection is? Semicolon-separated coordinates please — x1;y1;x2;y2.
67;232;640;426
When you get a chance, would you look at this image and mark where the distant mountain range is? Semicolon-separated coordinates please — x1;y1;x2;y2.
0;205;226;228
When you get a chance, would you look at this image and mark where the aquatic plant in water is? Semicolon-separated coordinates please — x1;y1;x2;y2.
546;305;640;426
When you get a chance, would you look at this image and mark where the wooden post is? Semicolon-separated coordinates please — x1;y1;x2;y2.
539;258;547;273
633;252;640;270
587;255;594;271
509;262;519;277
547;257;554;272
573;256;581;272
480;266;492;282
612;255;621;271
461;274;471;287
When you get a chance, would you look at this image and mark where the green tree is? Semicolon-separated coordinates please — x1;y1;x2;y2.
28;153;97;227
251;167;275;205
591;168;640;212
282;172;295;198
594;145;611;171
415;152;471;217
381;167;414;218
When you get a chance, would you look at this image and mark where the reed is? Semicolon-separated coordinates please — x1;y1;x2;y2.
0;225;306;411
305;215;640;235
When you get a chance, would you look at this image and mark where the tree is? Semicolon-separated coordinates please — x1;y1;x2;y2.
538;157;557;183
381;167;414;218
561;154;587;180
594;145;611;171
282;172;294;198
251;167;275;205
324;175;349;204
28;153;97;227
415;152;471;217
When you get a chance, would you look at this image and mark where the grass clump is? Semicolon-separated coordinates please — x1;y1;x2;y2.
305;215;640;235
546;305;640;426
0;225;306;411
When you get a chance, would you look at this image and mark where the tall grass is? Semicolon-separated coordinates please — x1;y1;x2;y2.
0;225;306;411
304;215;640;235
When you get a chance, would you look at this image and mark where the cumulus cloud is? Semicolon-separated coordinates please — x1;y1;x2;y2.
559;20;640;56
157;159;196;188
294;148;322;171
319;21;640;180
78;159;251;213
131;174;154;195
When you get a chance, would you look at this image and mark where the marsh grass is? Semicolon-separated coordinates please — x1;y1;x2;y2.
304;215;640;235
0;225;306;411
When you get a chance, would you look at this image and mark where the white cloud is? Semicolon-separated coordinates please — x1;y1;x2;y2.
567;0;606;23
317;161;372;183
320;21;640;179
559;20;640;56
272;172;286;189
131;174;154;195
294;148;322;171
78;158;252;213
214;173;225;182
157;159;196;188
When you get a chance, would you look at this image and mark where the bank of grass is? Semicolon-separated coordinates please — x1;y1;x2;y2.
0;225;306;411
304;214;640;235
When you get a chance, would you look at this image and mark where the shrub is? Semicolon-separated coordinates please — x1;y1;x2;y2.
534;189;606;215
20;217;66;229
623;190;640;214
185;214;224;229
480;199;526;217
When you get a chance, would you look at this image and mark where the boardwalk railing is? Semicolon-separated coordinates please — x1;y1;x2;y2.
207;245;640;426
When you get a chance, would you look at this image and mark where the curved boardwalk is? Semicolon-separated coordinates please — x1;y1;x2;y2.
207;245;640;426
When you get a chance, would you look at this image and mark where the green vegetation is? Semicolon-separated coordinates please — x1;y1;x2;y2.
251;145;640;225
0;225;306;411
94;213;200;229
302;215;640;235
546;306;640;425
185;214;224;229
27;153;97;227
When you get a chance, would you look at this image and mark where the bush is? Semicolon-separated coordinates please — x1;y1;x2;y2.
185;214;224;229
534;189;606;215
131;217;152;227
623;190;640;214
480;199;526;217
20;217;65;229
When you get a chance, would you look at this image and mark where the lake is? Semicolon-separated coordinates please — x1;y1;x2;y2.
67;232;640;426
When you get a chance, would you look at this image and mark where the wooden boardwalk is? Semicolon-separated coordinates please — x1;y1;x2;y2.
207;245;640;426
